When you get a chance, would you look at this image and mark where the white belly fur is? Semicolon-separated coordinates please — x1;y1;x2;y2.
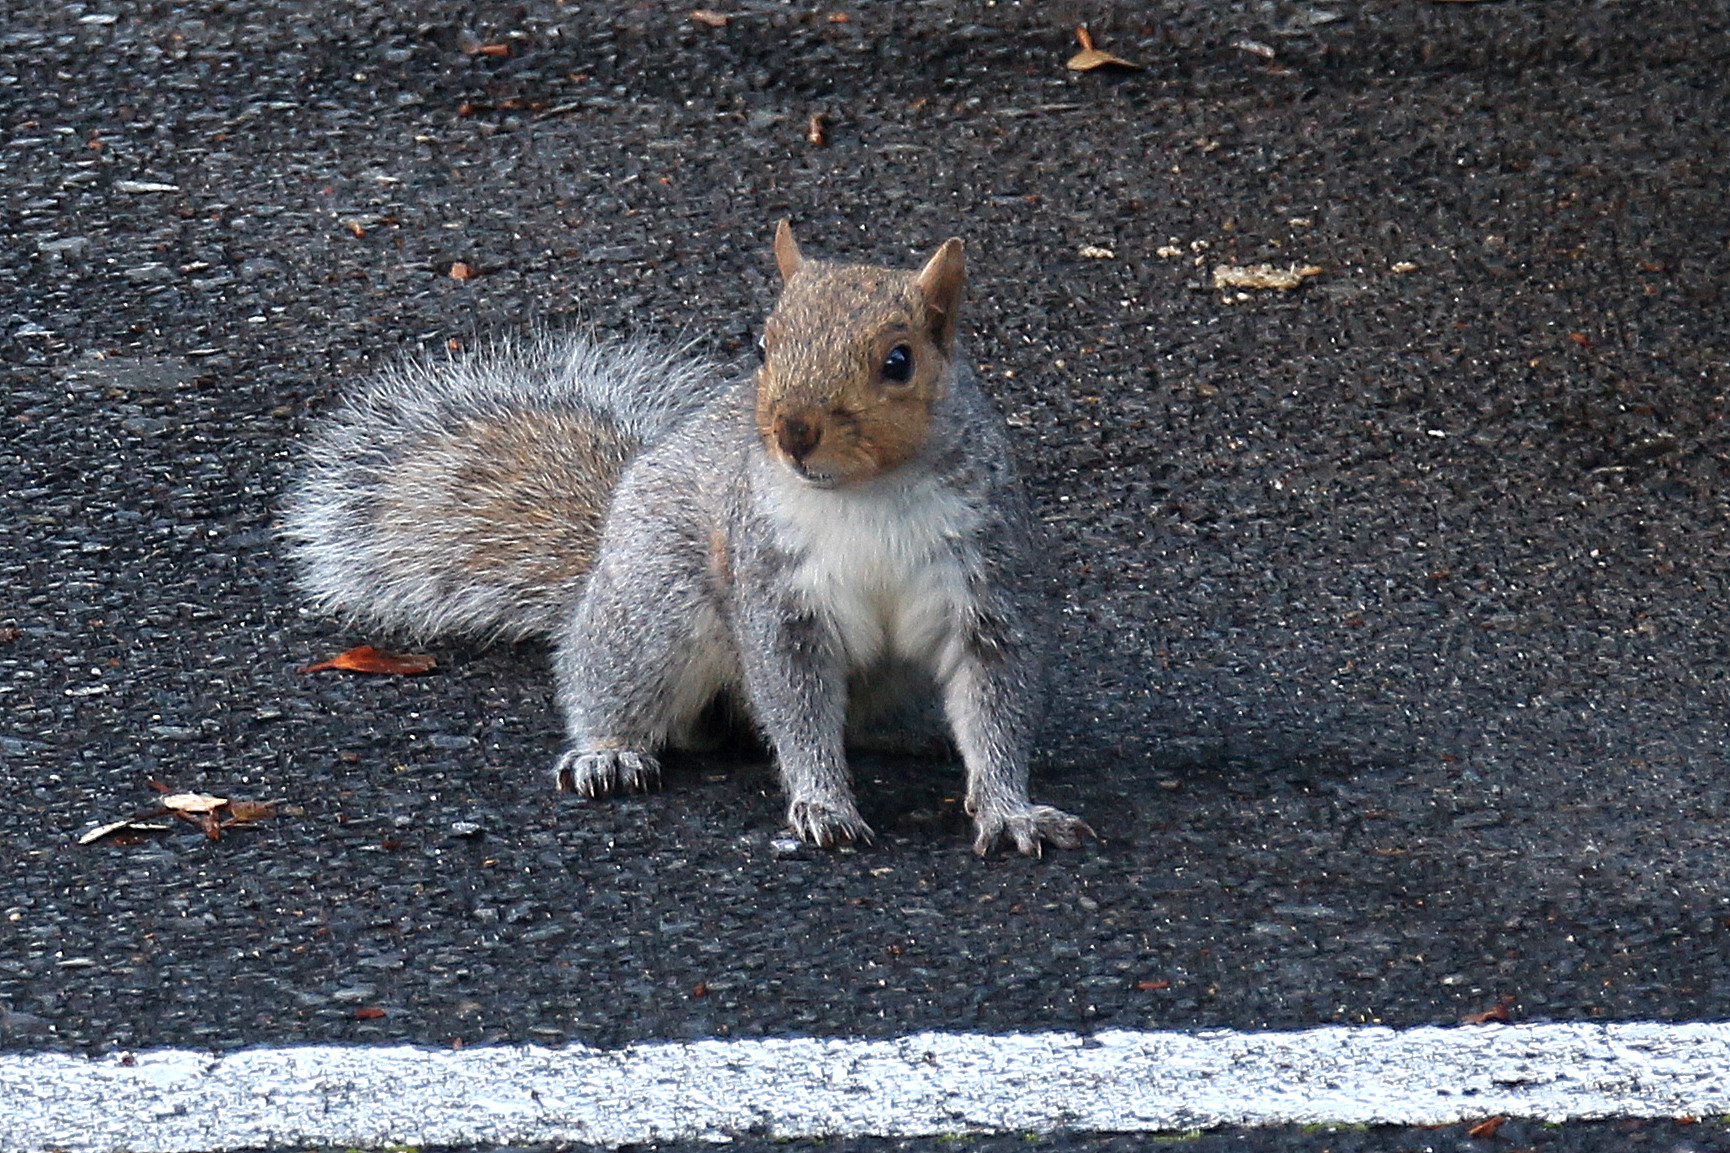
770;471;981;676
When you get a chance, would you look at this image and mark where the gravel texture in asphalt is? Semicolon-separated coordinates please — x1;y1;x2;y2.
2;5;1728;1145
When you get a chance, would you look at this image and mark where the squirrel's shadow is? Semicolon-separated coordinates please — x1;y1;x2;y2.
462;644;1388;850
658;693;976;846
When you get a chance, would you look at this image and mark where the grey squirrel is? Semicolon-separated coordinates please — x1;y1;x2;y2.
282;222;1089;855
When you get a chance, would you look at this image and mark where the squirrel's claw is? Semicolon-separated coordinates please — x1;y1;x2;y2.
554;749;661;797
787;797;875;849
971;804;1093;857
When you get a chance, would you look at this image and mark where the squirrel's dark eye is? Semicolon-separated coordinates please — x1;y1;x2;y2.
882;344;913;384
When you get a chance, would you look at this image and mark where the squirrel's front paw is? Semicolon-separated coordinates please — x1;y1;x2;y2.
554;749;661;797
971;803;1093;857
786;797;875;849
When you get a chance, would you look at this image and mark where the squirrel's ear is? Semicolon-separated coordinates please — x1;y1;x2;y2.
774;219;804;283
915;237;966;350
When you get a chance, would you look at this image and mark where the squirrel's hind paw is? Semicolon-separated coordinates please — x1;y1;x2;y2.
971;804;1093;857
787;797;875;850
555;749;661;797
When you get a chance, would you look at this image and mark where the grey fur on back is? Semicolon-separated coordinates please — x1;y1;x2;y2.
281;333;726;641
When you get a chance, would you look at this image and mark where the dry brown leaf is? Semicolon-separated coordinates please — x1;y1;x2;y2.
1213;263;1322;291
79;819;135;845
448;261;475;281
299;645;438;676
83;786;285;846
161;792;229;814
1068;25;1140;71
1460;995;1515;1025
691;9;729;27
806;113;829;146
1067;46;1139;70
458;33;512;56
78;819;172;845
354;1006;387;1020
224;799;280;824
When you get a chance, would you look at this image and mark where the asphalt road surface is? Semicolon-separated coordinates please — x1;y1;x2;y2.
2;1;1728;1150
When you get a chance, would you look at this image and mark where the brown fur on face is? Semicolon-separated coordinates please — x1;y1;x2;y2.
755;222;966;487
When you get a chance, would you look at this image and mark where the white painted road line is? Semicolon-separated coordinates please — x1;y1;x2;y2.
6;1022;1729;1153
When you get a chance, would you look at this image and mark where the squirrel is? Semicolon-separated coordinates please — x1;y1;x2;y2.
282;221;1090;856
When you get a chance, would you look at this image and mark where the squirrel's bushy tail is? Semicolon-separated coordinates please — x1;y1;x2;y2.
281;334;721;642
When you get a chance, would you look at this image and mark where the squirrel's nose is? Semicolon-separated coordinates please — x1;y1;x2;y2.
775;413;822;462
